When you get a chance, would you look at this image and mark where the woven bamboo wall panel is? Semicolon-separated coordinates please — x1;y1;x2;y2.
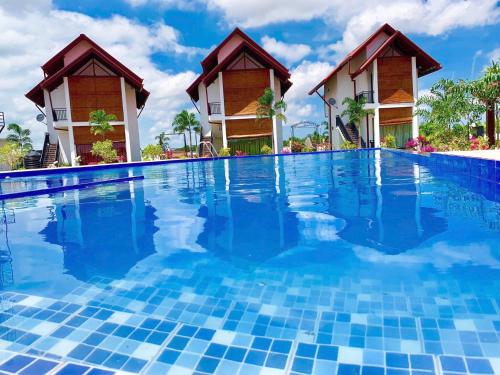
377;56;413;104
69;76;124;121
73;125;126;145
379;107;413;126
223;69;269;116
226;118;273;138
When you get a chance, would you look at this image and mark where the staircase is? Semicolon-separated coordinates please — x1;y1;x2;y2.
41;133;58;168
42;144;57;167
336;116;366;148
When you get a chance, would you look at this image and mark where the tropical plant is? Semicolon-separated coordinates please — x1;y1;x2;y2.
465;60;500;146
381;134;396;148
341;97;374;124
91;140;117;163
142;144;164;161
219;147;231;157
172;110;201;157
260;144;273;155
235;150;247;157
0;142;27;170
89;110;117;139
6;123;32;152
155;132;170;151
340;141;357;150
256;88;287;123
341;96;374;147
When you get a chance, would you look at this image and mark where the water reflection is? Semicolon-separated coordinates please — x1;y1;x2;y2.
39;181;159;281
196;157;300;262
320;151;447;254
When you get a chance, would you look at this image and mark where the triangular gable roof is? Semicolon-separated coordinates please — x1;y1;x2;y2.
26;34;149;108
187;28;292;102
308;23;441;95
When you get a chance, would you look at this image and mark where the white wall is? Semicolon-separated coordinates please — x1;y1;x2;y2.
125;82;141;161
57;130;70;164
207;78;220;103
274;75;283;150
198;83;210;137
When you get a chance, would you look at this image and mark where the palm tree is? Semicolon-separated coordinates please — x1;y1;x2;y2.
89;109;117;139
256;88;287;123
6;123;32;151
341;96;374;147
468;61;500;146
155;132;170;151
172;110;200;157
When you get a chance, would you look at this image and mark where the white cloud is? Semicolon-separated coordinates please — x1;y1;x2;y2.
282;60;333;126
260;36;311;66
204;0;499;63
0;2;203;148
287;60;333;101
489;47;500;62
322;0;500;61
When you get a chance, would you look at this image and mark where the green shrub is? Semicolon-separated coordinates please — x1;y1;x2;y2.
302;146;314;152
260;144;273;155
91;140;117;164
340;141;357;150
381;134;396;148
219;147;231;157
142;144;164;161
0;142;26;170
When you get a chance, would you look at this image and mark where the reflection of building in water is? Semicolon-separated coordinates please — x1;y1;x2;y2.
40;181;158;281
0;206;15;289
433;185;500;233
197;157;300;262
327;152;447;254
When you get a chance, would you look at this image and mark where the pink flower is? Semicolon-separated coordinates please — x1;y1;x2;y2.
405;138;418;149
421;145;435;152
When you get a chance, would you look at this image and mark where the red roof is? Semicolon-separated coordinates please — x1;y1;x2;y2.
308;23;441;95
26;34;149;108
186;28;292;102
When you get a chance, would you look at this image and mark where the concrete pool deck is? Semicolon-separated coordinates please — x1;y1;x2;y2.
439;149;500;161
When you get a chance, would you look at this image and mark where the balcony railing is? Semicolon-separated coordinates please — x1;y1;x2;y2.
52;108;67;121
208;102;221;115
0;112;5;134
355;91;374;104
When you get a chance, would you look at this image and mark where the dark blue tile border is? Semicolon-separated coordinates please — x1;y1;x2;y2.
0;175;144;200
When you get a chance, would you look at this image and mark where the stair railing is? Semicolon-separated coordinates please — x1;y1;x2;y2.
40;133;50;166
336;116;352;143
197;140;219;158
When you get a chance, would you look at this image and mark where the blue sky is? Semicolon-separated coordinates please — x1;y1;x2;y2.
0;0;498;147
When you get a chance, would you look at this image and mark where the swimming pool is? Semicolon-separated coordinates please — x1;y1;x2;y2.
0;149;498;374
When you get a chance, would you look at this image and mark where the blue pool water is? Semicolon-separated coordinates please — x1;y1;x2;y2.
0;150;498;375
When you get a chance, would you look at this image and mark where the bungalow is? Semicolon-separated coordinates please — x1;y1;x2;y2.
187;28;292;155
309;23;441;149
26;34;149;166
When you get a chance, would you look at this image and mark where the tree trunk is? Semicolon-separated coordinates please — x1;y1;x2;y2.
188;128;193;157
486;101;495;146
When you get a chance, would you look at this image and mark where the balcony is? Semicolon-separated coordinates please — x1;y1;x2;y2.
208;102;221;115
355;91;374;104
52;108;68;121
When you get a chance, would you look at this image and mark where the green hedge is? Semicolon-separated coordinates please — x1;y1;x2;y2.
228;136;272;155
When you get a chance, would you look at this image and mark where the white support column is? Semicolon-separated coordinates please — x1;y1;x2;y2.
411;56;419;139
372;59;379;104
269;69;279;153
372;59;381;148
63;77;76;166
120;77;132;162
218;72;228;148
374;108;381;148
68;124;76;165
